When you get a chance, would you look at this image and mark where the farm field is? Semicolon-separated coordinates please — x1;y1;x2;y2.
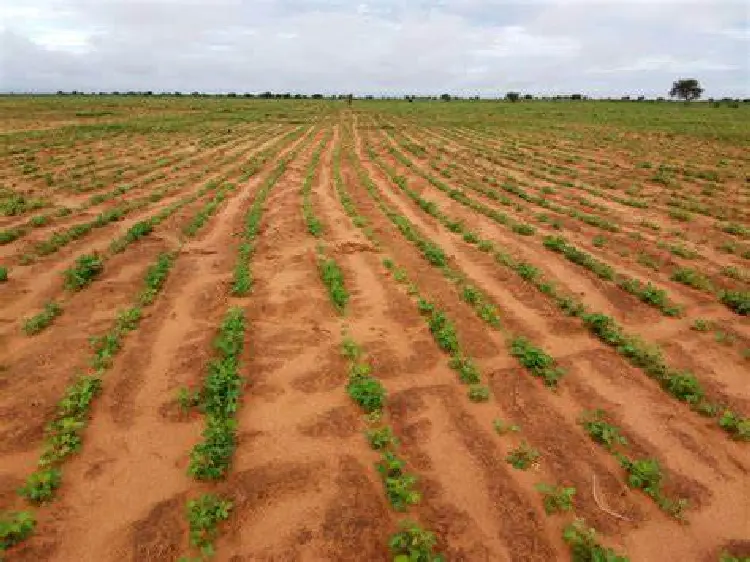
0;96;748;561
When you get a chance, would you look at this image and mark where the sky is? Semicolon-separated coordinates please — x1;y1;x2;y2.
1;0;748;98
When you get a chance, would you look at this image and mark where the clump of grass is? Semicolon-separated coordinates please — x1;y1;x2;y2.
0;266;7;282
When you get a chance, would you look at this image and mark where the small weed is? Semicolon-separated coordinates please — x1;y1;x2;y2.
691;319;710;332
493;417;521;436
512;223;536;236
592;235;607;248
177;387;201;412
506;442;540;470
714;331;735;345
536;483;576;515
0;266;7;282
467;385;490;402
721;266;748;282
580;410;627;451
366;426;399;450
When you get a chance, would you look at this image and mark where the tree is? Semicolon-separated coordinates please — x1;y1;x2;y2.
505;92;521;102
669;78;703;102
440;93;451;102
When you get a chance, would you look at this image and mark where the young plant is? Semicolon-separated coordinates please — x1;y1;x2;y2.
389;520;444;562
23;301;63;335
347;371;386;413
366;426;399;450
580;410;627;451
63;253;104;291
510;337;565;387
376;451;421;511
563;519;629;562
319;257;349;313
19;468;62;503
0;266;7;282
186;494;233;559
467;385;490;402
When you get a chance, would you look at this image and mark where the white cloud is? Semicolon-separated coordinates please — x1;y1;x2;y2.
0;0;747;97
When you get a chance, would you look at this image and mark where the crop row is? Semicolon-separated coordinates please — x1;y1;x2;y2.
357;129;748;438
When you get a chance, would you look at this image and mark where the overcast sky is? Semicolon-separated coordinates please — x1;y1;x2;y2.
1;0;748;97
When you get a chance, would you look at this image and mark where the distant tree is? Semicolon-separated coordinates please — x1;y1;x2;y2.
524;94;533;100
227;92;237;97
311;94;324;99
669;78;703;102
440;93;451;102
570;94;583;100
505;92;521;102
347;93;353;106
637;95;645;101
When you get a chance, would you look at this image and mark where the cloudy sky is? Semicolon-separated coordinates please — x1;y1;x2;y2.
1;0;748;97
